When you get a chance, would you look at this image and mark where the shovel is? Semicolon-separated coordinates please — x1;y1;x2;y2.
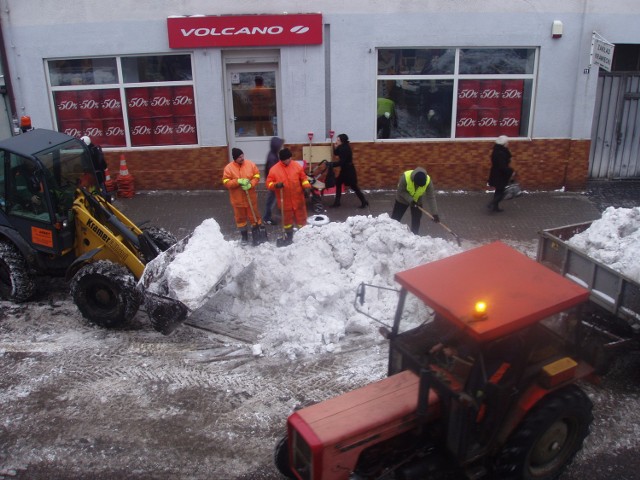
276;187;290;247
415;204;462;246
245;188;267;245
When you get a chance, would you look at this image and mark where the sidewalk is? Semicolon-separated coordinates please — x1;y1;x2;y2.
114;180;637;247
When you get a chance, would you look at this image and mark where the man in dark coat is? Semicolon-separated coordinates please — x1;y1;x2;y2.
487;135;514;213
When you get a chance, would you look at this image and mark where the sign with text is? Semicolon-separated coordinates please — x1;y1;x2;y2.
167;13;323;48
592;35;615;72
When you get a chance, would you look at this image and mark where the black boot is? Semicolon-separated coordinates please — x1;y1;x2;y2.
240;229;249;245
357;200;369;209
285;229;294;245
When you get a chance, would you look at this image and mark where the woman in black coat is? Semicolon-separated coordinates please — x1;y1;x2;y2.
330;133;368;209
487;135;514;212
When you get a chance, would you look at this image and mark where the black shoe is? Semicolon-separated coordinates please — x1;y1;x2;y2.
357;201;369;209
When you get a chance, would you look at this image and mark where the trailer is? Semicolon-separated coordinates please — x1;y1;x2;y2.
537;221;640;369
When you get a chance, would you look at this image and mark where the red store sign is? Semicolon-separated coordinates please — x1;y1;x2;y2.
167;13;323;48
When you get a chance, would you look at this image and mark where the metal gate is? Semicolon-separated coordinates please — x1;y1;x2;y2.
589;73;640;179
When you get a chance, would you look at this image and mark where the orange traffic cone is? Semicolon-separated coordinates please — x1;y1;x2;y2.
104;166;117;193
116;154;135;198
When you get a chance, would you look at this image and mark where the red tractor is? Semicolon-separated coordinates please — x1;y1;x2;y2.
275;242;597;480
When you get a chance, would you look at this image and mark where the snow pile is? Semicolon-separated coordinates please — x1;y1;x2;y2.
153;214;461;358
567;207;640;283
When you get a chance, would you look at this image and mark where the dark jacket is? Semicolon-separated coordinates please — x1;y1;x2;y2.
488;144;514;189
264;137;284;178
332;142;358;186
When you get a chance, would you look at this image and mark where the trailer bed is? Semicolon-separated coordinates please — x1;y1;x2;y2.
537;221;640;333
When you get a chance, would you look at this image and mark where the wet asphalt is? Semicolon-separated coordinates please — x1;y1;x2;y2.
113;179;638;247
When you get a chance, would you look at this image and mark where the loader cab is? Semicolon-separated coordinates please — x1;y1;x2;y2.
0;129;96;256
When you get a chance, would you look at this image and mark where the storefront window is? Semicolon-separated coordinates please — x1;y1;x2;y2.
48;55;196;148
49;58;118;86
377;47;536;140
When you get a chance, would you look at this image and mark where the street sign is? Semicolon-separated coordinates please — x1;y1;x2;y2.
591;32;615;72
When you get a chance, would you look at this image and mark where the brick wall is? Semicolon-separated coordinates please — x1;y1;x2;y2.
104;139;590;192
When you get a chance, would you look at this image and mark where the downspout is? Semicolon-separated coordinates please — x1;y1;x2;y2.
0;5;17;127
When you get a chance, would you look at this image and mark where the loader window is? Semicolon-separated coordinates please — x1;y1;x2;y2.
6;155;51;222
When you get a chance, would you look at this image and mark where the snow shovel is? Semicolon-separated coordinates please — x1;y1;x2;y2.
415;204;462;246
276;187;289;247
245;188;267;246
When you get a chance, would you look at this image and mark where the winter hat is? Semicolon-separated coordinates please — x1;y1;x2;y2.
232;148;244;160
338;133;349;144
413;171;427;187
279;148;292;161
496;135;509;146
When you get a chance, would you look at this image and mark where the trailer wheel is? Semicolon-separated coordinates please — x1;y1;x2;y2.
493;385;592;480
274;435;295;479
143;226;177;251
0;241;36;303
71;260;141;328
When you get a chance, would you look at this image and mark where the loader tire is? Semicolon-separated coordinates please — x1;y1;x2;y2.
71;260;141;329
0;241;36;303
493;385;592;480
274;435;295;479
143;226;177;251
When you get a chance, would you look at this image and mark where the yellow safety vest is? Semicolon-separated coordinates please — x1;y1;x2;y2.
404;170;430;202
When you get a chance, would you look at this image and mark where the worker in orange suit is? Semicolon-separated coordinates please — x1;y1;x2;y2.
266;148;312;245
222;148;262;245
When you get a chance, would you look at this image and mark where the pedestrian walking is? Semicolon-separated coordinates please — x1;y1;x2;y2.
391;167;440;235
262;136;284;225
266;148;312;245
329;134;368;209
222;148;262;245
487;135;515;213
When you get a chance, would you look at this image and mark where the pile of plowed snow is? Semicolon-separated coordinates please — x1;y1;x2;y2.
142;214;461;358
567;206;640;283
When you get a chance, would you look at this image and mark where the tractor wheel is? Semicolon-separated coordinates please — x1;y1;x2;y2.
493;385;592;480
274;435;295;479
143;226;177;251
0;241;36;303
71;260;141;329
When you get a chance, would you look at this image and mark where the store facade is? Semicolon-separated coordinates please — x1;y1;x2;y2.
1;0;639;191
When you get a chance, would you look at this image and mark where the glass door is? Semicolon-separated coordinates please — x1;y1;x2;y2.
225;64;280;165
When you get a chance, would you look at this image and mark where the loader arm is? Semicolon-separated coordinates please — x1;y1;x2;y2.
71;188;189;334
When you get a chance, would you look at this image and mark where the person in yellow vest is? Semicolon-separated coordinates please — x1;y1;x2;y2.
391;167;440;235
377;97;397;139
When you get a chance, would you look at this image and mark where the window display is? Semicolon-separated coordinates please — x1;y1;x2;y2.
377;48;536;140
49;55;196;147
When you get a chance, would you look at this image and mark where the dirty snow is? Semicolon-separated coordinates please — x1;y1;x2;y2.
142;213;461;359
567;206;640;283
139;207;640;360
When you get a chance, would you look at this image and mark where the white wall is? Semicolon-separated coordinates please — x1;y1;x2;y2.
1;0;639;145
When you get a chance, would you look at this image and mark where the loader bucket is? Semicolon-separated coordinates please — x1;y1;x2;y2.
144;292;189;335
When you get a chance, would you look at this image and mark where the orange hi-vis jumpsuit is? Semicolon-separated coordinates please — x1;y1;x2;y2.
266;160;311;230
222;159;262;230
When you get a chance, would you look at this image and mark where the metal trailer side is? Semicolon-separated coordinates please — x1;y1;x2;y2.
537;221;640;336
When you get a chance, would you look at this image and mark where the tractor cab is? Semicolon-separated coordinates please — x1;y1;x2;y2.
388;241;593;468
277;242;596;480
